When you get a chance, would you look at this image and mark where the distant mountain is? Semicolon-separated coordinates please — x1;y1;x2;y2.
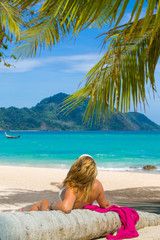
0;93;159;131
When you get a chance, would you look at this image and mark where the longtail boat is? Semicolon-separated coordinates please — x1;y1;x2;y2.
5;132;20;139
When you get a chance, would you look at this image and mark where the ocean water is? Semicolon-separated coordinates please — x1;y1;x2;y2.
0;131;160;172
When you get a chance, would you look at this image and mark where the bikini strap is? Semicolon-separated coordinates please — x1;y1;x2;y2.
59;187;66;201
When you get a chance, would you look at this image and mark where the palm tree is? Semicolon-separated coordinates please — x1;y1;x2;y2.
0;209;160;239
0;0;23;66
10;1;160;122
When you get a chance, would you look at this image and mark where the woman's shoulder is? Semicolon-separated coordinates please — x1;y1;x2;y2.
94;179;102;186
93;179;103;191
90;179;103;200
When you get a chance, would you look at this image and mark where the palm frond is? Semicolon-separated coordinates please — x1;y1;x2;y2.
62;16;159;124
0;0;23;39
14;0;114;57
14;0;160;58
41;0;159;42
105;0;160;48
39;0;113;32
13;0;40;9
13;10;73;57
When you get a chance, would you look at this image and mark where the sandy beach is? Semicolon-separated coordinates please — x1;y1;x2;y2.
0;165;160;239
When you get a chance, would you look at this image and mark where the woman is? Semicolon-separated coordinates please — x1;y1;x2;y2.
21;154;112;213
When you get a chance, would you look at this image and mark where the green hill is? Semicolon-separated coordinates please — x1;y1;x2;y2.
0;93;159;131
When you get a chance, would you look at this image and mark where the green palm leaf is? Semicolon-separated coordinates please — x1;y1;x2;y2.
14;0;114;57
14;17;63;57
0;0;23;39
14;0;160;56
13;0;40;9
62;16;159;124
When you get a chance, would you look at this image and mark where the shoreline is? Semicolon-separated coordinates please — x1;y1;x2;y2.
1;130;160;133
0;163;159;174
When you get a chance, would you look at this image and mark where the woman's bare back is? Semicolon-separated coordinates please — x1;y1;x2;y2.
61;179;111;210
72;179;100;209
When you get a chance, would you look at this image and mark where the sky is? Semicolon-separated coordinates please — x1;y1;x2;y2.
0;1;160;125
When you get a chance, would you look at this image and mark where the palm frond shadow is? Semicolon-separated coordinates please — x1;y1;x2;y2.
0;189;59;211
1;186;160;214
104;186;160;214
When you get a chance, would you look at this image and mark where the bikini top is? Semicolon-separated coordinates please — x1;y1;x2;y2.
59;187;66;201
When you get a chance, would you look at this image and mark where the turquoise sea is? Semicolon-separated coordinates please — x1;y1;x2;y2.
0;131;160;172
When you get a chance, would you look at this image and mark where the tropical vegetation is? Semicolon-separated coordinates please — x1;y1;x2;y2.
0;93;159;131
0;0;160;122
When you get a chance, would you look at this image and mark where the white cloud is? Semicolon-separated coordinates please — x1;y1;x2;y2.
43;54;102;62
0;53;103;73
0;59;43;73
63;63;97;73
44;54;102;73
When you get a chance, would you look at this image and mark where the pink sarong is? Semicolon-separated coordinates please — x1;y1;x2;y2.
83;205;139;240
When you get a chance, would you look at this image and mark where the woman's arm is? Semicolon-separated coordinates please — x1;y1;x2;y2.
50;187;76;213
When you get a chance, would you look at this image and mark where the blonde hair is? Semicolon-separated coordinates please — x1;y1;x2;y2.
63;155;97;202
